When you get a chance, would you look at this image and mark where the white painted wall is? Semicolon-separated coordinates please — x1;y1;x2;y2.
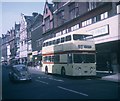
85;15;119;44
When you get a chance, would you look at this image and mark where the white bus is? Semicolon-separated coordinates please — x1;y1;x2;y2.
42;33;96;76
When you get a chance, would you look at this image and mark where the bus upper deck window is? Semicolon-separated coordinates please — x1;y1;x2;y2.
49;41;52;45
53;40;56;45
43;43;45;47
73;34;83;40
61;37;65;43
66;35;71;41
57;38;60;44
46;42;48;46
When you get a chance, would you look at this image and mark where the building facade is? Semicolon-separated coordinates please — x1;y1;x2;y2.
1;34;8;63
1;23;20;65
0;37;1;63
19;14;28;64
25;13;36;66
14;23;20;61
30;13;43;66
42;1;54;41
9;28;16;61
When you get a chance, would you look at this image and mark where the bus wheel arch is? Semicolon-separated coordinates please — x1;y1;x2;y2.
45;66;48;74
61;67;66;76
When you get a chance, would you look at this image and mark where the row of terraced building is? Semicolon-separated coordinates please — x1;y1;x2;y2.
1;1;120;73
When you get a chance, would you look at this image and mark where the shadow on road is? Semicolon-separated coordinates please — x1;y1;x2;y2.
46;73;101;80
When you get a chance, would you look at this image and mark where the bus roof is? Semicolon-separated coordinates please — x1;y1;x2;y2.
43;33;92;43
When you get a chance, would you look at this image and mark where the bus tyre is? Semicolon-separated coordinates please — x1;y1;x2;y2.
45;66;48;74
61;67;66;76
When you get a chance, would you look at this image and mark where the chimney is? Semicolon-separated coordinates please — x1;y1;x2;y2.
32;12;38;17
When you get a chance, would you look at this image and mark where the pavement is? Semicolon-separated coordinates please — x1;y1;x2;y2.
28;66;120;83
96;71;120;83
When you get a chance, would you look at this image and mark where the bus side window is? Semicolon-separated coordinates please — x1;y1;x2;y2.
43;43;45;47
67;54;72;63
49;41;52;46
51;41;53;45
48;56;51;62
51;56;55;62
61;37;65;43
43;56;47;62
54;55;60;63
66;35;71;41
53;40;56;45
57;38;60;44
46;42;48;46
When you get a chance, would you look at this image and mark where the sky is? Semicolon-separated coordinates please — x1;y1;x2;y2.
0;0;53;37
1;0;119;37
0;2;2;37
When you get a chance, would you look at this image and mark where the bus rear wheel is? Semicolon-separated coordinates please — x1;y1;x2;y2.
61;67;66;76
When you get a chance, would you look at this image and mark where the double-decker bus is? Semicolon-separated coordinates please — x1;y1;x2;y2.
42;32;96;76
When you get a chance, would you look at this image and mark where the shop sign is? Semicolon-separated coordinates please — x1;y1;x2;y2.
78;45;92;49
88;25;109;37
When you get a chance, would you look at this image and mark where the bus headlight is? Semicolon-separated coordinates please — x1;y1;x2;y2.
78;67;81;70
90;67;95;71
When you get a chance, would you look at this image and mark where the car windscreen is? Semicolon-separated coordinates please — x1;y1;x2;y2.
14;66;28;71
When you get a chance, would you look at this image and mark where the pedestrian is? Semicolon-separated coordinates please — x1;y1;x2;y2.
106;61;110;74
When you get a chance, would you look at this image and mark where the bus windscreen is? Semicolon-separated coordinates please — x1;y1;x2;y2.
73;34;93;41
73;54;95;63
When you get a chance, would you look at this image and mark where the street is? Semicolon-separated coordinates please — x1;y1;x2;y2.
2;67;119;100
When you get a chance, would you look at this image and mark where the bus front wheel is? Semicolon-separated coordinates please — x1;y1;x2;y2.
61;67;66;76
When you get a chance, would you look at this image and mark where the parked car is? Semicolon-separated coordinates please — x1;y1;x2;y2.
9;64;32;82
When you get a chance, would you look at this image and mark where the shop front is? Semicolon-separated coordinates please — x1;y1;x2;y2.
27;53;33;66
32;51;42;67
96;40;119;73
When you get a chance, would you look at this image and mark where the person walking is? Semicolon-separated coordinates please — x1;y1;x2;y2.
106;61;110;74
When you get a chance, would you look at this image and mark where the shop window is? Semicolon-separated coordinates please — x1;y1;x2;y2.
100;12;108;20
86;19;92;25
62;30;66;34
82;19;92;27
56;31;61;37
88;0;97;11
92;16;97;23
69;2;79;19
71;24;80;31
117;4;120;14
